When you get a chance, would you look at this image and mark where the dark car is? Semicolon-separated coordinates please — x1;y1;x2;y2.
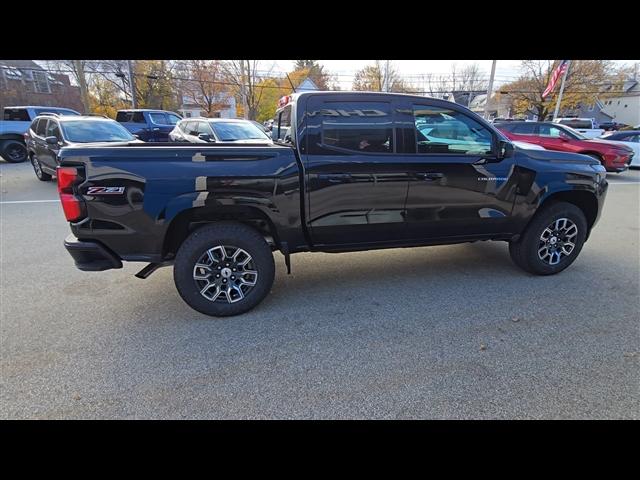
25;114;139;181
495;121;634;172
168;118;272;143
115;109;182;142
58;91;608;317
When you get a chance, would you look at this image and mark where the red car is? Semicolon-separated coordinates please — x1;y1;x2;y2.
496;121;634;172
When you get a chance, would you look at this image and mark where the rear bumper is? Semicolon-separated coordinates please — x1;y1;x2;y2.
64;235;123;271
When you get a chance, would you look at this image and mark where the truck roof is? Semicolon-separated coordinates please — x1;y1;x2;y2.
276;90;457;113
4;105;79;111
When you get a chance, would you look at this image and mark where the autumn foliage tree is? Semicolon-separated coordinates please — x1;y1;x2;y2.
176;60;231;117
498;60;617;120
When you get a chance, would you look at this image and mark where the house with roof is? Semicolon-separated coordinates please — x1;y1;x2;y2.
177;92;236;119
295;77;319;92
0;60;83;112
600;78;640;126
556;77;640;126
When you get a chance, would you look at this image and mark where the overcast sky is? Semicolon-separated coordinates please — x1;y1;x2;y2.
273;59;636;89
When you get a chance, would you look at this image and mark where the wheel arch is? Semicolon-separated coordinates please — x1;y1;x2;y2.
0;134;27;143
162;205;281;259
538;189;599;238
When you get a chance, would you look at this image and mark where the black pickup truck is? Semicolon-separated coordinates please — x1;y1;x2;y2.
57;91;608;316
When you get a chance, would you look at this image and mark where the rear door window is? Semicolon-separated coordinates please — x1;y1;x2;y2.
35;118;48;137
132;112;146;123
116;112;134;122
318;101;393;153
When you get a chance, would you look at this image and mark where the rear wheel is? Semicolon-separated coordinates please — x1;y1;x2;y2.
30;153;52;181
1;140;28;163
173;222;275;317
509;202;588;275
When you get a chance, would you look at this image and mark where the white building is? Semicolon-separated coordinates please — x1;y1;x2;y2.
178;92;236;119
600;79;640;127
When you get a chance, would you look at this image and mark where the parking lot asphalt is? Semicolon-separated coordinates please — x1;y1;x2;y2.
1;160;639;419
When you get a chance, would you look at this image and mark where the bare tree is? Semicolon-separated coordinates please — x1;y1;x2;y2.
352;61;413;93
222;60;274;120
174;60;231;117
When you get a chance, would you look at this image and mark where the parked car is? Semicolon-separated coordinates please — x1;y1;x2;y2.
496;121;634;172
553;118;605;139
0;105;80;163
115;109;182;142
597;130;640;168
599;121;628;132
58;91;608;317
168;118;272;143
25;114;140;181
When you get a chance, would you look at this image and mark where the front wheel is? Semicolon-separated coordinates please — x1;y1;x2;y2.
173;222;275;317
509;202;588;275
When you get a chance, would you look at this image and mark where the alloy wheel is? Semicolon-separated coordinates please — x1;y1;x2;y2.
538;218;578;265
192;245;258;303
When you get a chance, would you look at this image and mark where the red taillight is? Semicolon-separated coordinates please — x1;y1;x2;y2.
56;167;85;222
60;193;84;221
57;167;77;194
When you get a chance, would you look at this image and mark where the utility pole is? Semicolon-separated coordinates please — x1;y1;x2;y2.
240;60;248;119
73;60;90;114
382;60;390;92
553;60;571;121
483;60;497;119
127;60;137;109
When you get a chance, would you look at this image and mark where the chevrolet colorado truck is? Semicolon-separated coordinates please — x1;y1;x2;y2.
58;92;608;317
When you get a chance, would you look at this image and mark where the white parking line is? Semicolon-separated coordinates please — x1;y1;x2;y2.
0;199;60;204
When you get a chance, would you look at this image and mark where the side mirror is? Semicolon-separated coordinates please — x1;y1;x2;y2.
497;140;514;159
560;135;569;142
132;134;140;139
45;136;59;145
198;133;213;142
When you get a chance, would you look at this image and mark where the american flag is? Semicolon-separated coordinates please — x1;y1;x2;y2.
542;60;570;98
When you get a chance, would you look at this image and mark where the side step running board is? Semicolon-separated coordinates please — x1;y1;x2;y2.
135;261;173;279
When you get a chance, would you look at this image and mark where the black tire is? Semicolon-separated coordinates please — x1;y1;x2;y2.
30;153;52;181
1;140;28;163
173;222;275;317
509;201;588;275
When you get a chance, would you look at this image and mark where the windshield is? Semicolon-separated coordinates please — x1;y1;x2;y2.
210;121;270;141
61;120;136;143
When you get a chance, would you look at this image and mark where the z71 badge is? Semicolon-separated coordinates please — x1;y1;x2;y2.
87;186;125;195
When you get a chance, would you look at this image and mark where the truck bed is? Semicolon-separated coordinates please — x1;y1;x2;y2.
59;142;307;262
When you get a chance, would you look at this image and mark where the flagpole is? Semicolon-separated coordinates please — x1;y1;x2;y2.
552;60;571;121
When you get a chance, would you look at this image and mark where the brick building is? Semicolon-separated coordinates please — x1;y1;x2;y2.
0;60;83;112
